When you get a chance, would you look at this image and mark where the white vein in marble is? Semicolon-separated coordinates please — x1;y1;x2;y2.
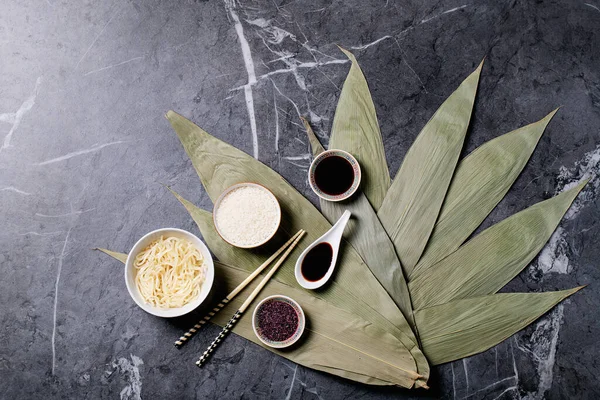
350;35;392;50
421;5;468;24
84;56;144;76
283;363;323;400
585;3;600;13
36;208;96;218
19;231;64;236
1;186;32;195
521;306;565;400
532;145;600;276
0;76;42;153
464;376;518;399
348;5;469;55
224;0;259;159
230;59;348;92
233;17;347;92
394;38;428;93
51;228;71;375
112;355;144;400
270;80;301;118
35;140;129;166
285;365;298;400
273;92;280;152
75;5;121;69
225;7;345;165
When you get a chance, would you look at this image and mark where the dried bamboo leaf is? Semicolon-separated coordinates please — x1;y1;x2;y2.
412;109;559;279
302;116;325;156
197;263;422;388
94;247;127;263
168;187;430;386
378;61;484;275
165;111;403;331
322;195;416;329
409;181;587;309
329;48;390;211
303;120;415;329
169;187;413;339
165;111;430;383
97;249;422;388
415;287;583;365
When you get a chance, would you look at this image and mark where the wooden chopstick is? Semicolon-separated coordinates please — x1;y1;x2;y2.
195;230;306;367
175;229;305;347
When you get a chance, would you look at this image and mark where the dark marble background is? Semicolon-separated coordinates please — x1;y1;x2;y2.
1;0;599;398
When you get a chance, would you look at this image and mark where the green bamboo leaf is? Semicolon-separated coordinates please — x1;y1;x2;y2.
409;181;587;309
412;109;559;280
378;61;484;275
303;120;415;329
329;47;390;211
165;111;430;383
96;249;423;388
415;287;583;365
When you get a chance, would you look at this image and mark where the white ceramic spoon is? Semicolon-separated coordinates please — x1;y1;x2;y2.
295;210;351;289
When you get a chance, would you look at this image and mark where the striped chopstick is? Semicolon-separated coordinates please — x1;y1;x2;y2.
196;230;306;367
175;229;305;347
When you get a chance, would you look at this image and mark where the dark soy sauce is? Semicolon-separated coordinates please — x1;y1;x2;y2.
314;156;354;195
301;242;333;282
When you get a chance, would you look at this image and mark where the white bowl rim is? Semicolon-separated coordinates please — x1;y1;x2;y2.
251;294;305;349
212;182;282;249
124;227;214;318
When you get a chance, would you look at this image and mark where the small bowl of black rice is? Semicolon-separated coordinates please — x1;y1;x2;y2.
252;295;305;349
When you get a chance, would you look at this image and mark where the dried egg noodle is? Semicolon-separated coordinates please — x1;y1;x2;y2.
134;236;206;308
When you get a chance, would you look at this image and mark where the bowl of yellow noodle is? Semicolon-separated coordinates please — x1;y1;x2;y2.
125;228;214;317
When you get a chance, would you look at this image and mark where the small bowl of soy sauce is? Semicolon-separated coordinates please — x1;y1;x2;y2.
308;149;361;202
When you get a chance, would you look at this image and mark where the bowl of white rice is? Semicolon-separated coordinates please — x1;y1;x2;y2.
213;183;281;248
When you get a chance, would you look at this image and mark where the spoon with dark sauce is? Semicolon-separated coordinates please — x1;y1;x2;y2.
295;210;351;289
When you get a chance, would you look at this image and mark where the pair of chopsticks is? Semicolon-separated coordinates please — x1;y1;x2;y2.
174;229;306;367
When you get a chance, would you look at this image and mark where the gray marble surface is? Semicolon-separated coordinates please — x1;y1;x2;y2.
1;0;599;398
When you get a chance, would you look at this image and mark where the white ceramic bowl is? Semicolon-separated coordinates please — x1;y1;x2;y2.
252;295;305;349
125;228;214;318
213;182;281;249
